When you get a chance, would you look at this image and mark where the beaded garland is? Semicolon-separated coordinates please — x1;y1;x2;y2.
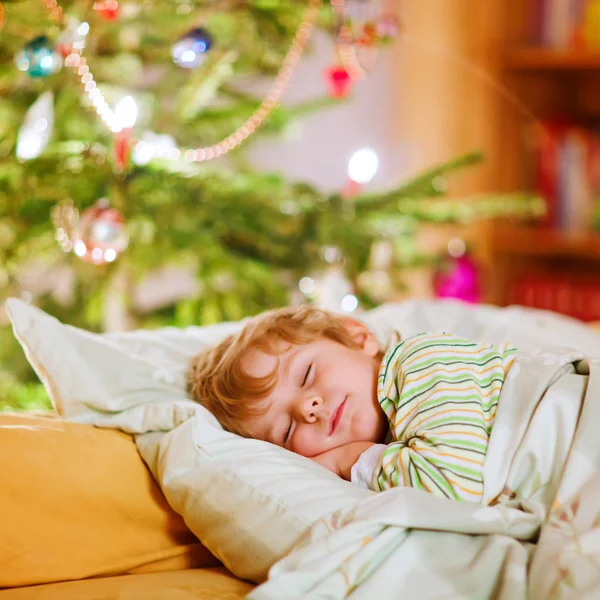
38;0;319;162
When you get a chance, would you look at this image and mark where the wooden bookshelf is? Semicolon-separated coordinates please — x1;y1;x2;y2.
478;225;600;313
504;48;600;71
470;0;600;317
485;226;600;261
392;1;600;317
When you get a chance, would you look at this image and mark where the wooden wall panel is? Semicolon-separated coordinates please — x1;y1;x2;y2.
391;0;508;194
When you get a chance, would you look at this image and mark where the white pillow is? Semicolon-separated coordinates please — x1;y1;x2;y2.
6;297;600;582
5;298;375;581
5;297;242;420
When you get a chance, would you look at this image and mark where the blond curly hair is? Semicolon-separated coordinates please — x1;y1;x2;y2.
188;305;365;437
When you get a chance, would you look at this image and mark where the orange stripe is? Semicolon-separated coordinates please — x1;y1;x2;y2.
416;447;484;467
386;378;395;398
383;355;402;398
443;476;482;497
392;384;502;430
433;430;489;442
389;441;484;468
382;451;409;486
401;390;502;430
397;401;487;432
402;345;496;370
504;355;516;375
408;459;482;498
394;382;502;428
405;361;505;385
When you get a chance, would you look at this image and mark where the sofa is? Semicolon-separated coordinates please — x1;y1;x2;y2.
0;412;253;599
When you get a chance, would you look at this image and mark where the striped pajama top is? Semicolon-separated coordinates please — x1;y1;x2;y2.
374;332;517;502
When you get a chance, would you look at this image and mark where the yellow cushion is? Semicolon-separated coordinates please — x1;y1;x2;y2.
0;413;219;588
0;568;252;600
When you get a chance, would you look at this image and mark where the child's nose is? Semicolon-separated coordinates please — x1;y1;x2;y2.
298;394;324;423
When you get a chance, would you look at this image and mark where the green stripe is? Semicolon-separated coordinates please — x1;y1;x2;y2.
409;452;457;496
402;351;503;375
398;382;503;413
427;457;481;480
417;395;492;413
427;437;488;454
407;413;486;429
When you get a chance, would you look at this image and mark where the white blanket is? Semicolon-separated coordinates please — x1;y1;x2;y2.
250;352;599;599
71;300;600;598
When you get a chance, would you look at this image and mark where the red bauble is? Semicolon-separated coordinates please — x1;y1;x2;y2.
93;0;119;21
73;199;128;265
324;66;353;99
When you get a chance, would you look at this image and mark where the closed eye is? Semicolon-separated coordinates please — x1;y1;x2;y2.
301;363;312;387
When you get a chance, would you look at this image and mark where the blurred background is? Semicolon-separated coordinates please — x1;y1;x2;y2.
2;0;599;410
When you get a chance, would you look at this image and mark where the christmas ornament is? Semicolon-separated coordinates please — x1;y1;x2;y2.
15;36;63;78
0;2;5;32
357;240;394;303
375;14;400;42
324;65;353;99
56;17;89;57
73;199;129;265
93;0;119;20
16;91;54;161
357;21;378;47
433;238;481;303
299;250;358;314
171;27;212;69
319;267;358;313
331;0;400;80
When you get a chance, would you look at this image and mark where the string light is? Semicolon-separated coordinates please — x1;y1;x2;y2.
347;147;379;184
113;95;137;132
40;0;320;162
341;294;358;313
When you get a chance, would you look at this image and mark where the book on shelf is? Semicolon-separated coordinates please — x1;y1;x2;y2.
531;119;600;232
530;0;600;50
510;274;600;321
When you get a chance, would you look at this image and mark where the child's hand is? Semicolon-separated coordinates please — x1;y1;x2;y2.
312;441;376;481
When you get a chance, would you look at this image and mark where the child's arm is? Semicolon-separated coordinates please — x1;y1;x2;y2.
312;441;378;481
374;333;517;501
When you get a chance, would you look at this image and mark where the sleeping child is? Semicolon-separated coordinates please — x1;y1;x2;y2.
188;305;517;503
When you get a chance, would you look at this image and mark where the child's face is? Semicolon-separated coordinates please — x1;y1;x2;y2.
239;324;388;457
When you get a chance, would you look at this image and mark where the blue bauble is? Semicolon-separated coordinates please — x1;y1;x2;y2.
171;27;212;69
15;36;63;78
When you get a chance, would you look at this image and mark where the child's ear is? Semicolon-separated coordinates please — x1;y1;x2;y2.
340;318;381;357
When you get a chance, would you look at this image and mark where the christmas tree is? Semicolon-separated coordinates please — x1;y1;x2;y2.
0;0;543;411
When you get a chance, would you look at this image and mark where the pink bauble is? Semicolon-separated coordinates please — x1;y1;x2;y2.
433;254;481;303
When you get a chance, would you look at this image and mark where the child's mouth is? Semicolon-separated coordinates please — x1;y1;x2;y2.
329;397;347;435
